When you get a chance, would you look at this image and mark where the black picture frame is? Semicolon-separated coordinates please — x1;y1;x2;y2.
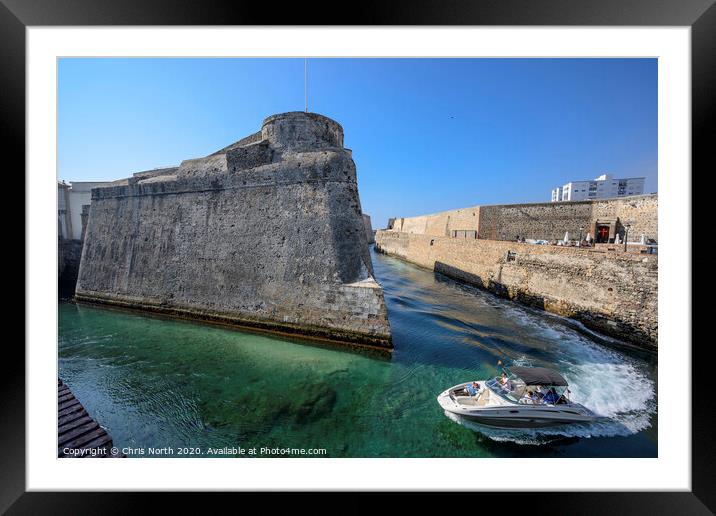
5;0;714;512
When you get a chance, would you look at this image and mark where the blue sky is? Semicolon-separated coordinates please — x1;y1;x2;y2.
58;58;657;228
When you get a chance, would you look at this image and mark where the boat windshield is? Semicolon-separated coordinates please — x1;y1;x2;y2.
487;374;568;405
486;375;526;403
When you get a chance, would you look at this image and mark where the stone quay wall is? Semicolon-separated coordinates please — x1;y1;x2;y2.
76;112;391;350
375;230;657;349
389;194;658;244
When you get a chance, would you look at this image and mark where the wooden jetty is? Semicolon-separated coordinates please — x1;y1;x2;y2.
58;378;116;458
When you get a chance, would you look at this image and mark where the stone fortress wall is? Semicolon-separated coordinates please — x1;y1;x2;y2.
375;231;657;349
389;194;658;244
59;239;83;300
76;112;392;349
362;214;375;244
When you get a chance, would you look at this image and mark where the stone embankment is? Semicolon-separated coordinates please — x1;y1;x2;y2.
375;230;657;350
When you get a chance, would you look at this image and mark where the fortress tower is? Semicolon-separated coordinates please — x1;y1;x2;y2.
75;112;392;350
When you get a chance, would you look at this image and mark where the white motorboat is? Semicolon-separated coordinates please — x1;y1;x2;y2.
437;366;599;428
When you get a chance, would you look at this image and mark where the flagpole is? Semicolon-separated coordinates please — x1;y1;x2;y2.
304;58;308;113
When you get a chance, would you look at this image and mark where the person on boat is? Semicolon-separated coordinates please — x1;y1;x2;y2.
556;388;570;404
465;382;479;396
543;387;559;405
520;390;535;404
499;372;510;388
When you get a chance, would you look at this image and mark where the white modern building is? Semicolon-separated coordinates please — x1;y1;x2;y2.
58;181;112;240
551;174;645;202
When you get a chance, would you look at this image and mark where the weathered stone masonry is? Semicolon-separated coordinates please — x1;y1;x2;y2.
59;239;83;299
389;195;658;244
76;112;392;349
363;214;375;244
375;231;657;349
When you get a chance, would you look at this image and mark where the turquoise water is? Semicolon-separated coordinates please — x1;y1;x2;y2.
58;248;657;457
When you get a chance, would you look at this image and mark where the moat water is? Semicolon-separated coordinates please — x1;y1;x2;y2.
59;247;657;457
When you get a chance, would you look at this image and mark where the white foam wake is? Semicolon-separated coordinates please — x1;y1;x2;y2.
444;409;652;446
450;304;657;445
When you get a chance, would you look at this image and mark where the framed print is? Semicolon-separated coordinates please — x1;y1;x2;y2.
5;0;715;512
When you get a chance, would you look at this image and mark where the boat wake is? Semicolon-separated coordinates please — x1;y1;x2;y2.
445;409;652;446
445;306;657;446
444;353;656;446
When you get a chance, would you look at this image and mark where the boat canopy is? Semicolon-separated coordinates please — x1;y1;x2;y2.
507;366;568;386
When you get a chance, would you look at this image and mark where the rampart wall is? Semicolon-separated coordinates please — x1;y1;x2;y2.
59;239;83;299
363;214;375;244
389;195;658;243
76;112;391;349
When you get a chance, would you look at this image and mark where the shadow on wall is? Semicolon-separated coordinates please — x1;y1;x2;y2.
434;261;487;289
432;261;656;353
434;261;530;306
58;239;83;300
